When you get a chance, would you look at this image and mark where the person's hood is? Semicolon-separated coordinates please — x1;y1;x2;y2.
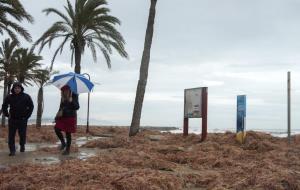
11;82;24;94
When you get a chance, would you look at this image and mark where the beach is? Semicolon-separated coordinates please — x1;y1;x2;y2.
0;125;299;190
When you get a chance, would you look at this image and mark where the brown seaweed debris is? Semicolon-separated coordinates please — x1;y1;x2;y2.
0;127;300;190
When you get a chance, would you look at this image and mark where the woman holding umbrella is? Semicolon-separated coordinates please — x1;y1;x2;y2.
51;72;94;155
55;85;79;155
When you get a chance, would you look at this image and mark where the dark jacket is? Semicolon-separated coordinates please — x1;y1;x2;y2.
58;94;79;118
2;83;34;120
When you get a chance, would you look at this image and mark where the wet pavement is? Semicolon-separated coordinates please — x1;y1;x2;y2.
0;136;104;166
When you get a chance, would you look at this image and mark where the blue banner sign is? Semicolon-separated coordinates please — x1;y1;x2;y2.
236;95;246;143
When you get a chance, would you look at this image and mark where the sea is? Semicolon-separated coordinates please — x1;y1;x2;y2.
27;118;300;138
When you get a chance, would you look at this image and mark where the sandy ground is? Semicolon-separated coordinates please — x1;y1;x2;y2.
0;125;300;190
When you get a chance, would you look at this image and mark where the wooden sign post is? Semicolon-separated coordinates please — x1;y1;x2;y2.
183;87;208;141
287;71;291;144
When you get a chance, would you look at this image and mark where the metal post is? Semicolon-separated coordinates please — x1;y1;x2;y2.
87;92;90;133
287;71;291;144
82;73;91;133
183;89;188;136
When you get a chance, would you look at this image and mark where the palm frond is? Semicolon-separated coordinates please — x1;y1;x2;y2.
51;34;72;66
8;0;34;22
100;47;111;68
65;0;75;21
12;48;42;85
43;8;71;26
0;26;20;45
0;17;32;42
34;0;128;72
35;22;71;53
87;40;97;62
0;0;33;42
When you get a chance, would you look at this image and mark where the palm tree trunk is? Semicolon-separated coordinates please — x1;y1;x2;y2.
74;44;81;74
7;82;12;94
36;86;43;128
73;43;81;126
129;0;157;136
19;76;25;84
1;77;8;127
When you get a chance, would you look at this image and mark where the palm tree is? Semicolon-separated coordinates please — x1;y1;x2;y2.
0;45;41;127
0;0;33;43
13;48;42;85
0;38;19;127
34;68;58;128
129;0;157;136
34;0;128;74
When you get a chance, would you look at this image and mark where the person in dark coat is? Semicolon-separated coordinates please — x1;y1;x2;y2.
2;82;34;156
54;85;79;155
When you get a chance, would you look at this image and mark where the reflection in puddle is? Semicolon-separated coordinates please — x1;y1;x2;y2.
25;143;57;152
75;136;102;146
33;149;97;164
35;157;60;165
78;150;96;160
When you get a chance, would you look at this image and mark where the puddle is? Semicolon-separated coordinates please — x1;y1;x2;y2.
75;136;103;146
0;164;9;171
25;143;57;152
0;136;104;152
0;143;57;153
34;157;60;165
32;148;99;164
0;136;107;166
77;149;97;160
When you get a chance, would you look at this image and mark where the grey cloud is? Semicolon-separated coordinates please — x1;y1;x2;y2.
3;0;298;131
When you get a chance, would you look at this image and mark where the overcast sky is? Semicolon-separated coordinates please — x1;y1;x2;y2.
6;0;300;132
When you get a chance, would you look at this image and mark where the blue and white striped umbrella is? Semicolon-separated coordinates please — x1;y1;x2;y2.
51;72;94;94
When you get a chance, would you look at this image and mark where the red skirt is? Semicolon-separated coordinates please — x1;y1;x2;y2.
55;117;77;133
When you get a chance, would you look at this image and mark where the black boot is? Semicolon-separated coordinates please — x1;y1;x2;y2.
59;143;66;151
20;145;25;152
55;127;66;151
62;132;71;155
9;152;16;156
62;146;70;155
